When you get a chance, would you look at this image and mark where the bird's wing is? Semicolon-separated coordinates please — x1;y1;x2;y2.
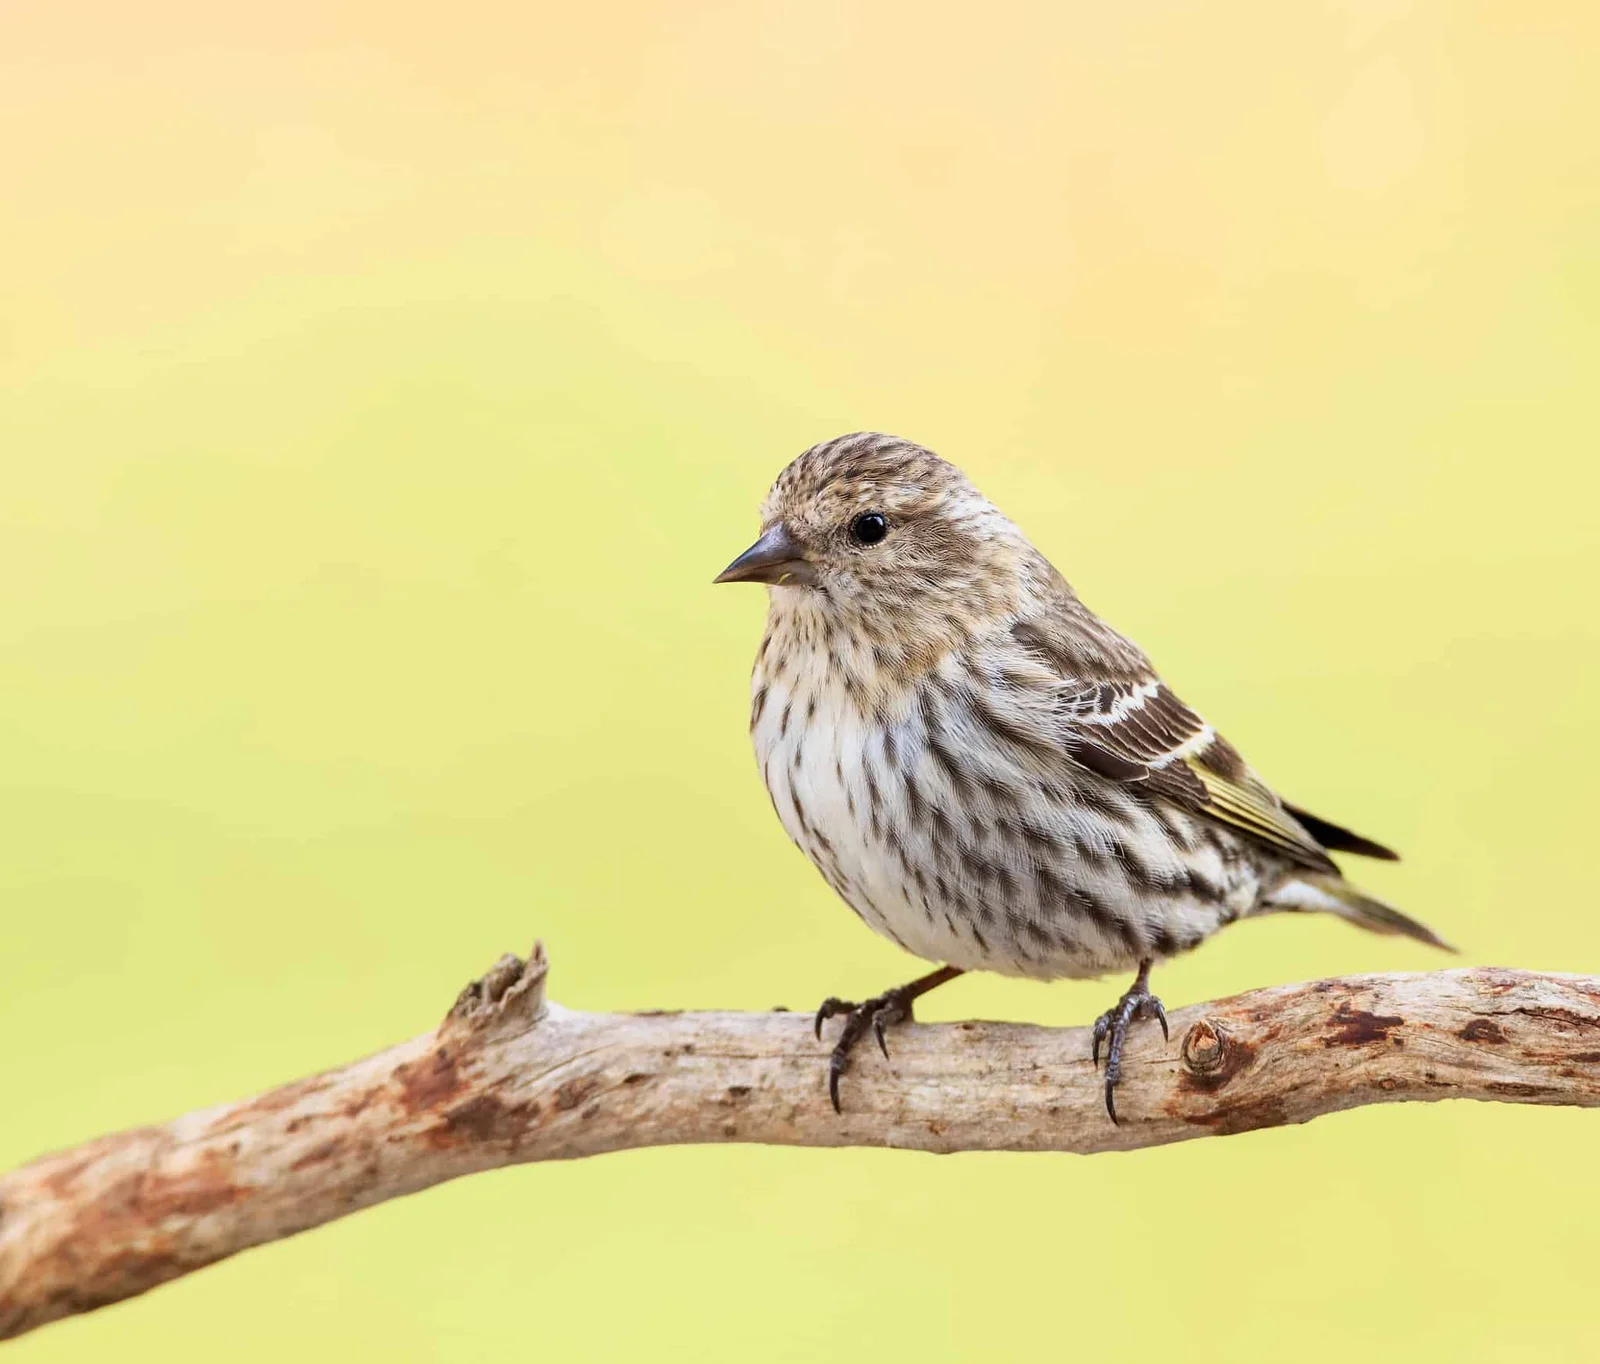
1007;617;1337;872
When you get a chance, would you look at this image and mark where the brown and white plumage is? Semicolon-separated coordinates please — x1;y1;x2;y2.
716;432;1449;1115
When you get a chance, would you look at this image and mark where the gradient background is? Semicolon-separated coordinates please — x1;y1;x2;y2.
3;1;1597;1359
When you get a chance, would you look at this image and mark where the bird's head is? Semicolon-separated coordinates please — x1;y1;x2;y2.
715;433;1032;631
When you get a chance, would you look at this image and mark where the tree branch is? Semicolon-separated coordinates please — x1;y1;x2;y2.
2;946;1596;1340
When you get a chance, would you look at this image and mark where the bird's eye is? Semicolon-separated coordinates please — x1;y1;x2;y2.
849;512;890;546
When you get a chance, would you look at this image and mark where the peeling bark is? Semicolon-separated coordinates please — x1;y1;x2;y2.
1;946;1597;1340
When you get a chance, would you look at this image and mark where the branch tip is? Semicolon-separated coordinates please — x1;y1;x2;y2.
445;939;549;1031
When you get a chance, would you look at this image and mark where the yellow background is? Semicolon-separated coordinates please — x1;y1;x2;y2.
3;1;1596;1358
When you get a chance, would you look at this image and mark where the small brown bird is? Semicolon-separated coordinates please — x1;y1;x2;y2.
716;433;1450;1121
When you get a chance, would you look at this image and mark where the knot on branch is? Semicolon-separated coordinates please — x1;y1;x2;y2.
444;940;549;1036
1182;1019;1227;1073
1180;1017;1252;1091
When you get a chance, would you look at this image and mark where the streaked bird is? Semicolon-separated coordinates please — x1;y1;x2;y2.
716;433;1451;1121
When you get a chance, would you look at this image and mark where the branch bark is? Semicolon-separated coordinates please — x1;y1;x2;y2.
2;947;1597;1341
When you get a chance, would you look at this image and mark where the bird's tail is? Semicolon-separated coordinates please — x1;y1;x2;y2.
1264;873;1455;951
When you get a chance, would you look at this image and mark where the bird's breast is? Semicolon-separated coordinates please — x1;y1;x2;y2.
751;655;886;920
748;639;1031;973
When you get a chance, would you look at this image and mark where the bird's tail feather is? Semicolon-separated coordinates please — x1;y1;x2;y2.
1265;874;1455;951
1281;803;1399;861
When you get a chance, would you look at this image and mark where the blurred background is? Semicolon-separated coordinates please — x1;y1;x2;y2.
2;1;1596;1358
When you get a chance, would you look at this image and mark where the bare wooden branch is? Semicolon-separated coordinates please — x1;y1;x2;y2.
2;947;1597;1341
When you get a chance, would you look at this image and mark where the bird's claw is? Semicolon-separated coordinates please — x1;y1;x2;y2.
815;989;914;1114
813;996;853;1041
1090;973;1168;1126
827;1051;847;1114
872;1010;892;1061
1150;996;1170;1043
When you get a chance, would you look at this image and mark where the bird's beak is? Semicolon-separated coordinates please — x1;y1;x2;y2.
713;521;817;587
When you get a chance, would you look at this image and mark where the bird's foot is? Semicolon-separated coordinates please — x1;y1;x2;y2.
813;987;916;1114
812;965;963;1113
1090;963;1168;1125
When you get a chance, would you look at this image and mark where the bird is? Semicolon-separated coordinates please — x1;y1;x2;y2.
714;433;1451;1122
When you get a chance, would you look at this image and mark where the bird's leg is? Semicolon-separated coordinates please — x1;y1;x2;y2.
813;965;964;1114
1090;959;1169;1125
